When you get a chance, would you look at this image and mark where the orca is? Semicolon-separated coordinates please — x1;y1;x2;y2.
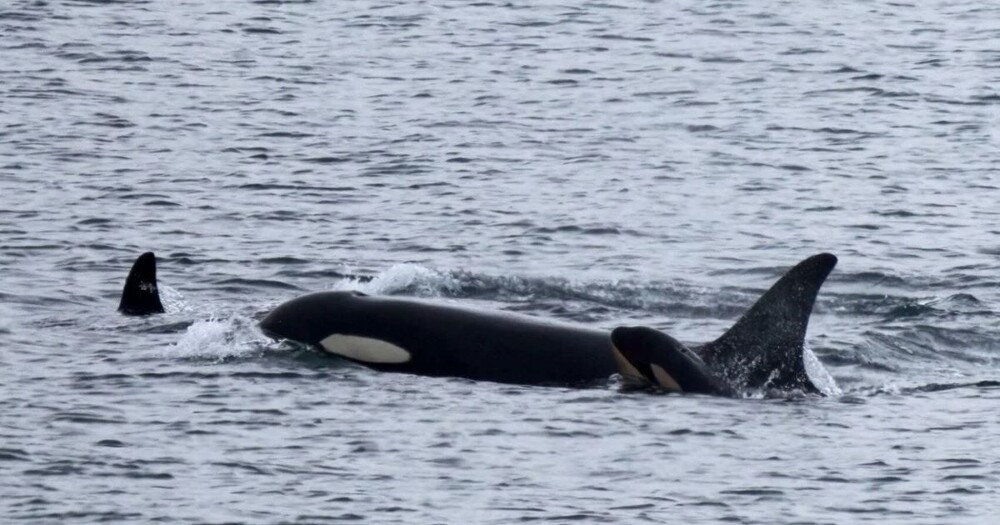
118;252;165;316
118;252;837;395
258;253;837;393
261;290;616;385
611;326;735;397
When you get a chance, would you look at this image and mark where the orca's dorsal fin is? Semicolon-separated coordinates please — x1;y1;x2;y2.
118;252;165;315
697;253;837;392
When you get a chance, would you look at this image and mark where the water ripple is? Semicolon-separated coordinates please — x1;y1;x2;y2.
2;1;999;523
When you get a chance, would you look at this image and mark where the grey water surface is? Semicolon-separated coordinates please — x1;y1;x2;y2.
1;1;999;523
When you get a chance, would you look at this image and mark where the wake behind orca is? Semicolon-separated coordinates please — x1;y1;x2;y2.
118;252;838;396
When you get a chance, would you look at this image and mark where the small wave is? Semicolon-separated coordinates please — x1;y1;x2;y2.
0;448;30;461
909;380;1000;393
853;380;999;397
330;265;796;324
332;263;459;296
866;325;999;368
163;315;270;361
217;278;301;291
823;291;994;321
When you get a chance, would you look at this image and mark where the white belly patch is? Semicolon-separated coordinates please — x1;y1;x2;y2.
319;334;411;364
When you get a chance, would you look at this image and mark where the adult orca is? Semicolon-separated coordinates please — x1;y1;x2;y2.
118;251;837;395
258;253;837;394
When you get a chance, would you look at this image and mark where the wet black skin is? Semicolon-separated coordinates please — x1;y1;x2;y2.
121;252;838;394
118;252;165;316
611;326;736;396
260;291;618;385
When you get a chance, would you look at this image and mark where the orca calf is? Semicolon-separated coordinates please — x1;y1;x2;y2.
611;326;735;397
118;252;837;395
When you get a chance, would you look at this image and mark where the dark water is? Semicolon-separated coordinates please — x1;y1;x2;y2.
2;1;999;523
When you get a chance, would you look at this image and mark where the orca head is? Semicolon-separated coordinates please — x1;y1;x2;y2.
259;291;412;365
611;326;735;396
260;290;370;344
611;326;687;392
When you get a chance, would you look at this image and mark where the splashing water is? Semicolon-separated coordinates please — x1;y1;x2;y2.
333;263;460;296
158;285;191;314
164;315;269;361
804;344;842;396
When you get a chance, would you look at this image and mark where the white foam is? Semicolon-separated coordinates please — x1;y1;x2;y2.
803;344;842;396
163;315;266;361
333;263;459;296
158;284;192;314
875;382;902;396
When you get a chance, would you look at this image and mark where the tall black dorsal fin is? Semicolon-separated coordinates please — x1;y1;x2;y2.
118;252;165;315
697;253;837;392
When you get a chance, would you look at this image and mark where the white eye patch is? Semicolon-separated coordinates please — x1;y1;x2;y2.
650;364;682;392
319;334;411;364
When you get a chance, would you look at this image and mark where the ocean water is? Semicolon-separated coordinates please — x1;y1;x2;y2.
1;1;998;523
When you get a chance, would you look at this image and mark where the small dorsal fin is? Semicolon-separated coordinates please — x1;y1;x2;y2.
118;252;165;315
697;253;837;392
